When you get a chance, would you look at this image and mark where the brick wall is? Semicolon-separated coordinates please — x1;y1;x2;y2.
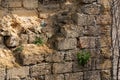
0;0;112;80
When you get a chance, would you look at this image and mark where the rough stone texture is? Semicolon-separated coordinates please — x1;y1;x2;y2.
0;68;5;80
53;62;72;73
11;8;38;17
0;0;113;80
55;38;77;50
1;0;22;8
7;67;29;79
45;74;64;80
23;0;38;9
79;37;96;48
72;13;95;26
20;44;52;65
81;3;102;15
84;71;101;80
81;0;97;3
65;72;83;80
30;63;51;76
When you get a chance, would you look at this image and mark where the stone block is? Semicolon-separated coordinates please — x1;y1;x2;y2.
52;51;65;62
30;63;51;76
7;67;29;79
79;37;96;48
2;0;22;8
55;38;77;50
99;35;111;47
101;70;111;80
81;3;102;15
20;44;52;65
83;25;99;36
61;24;79;38
97;59;112;69
65;72;83;80
53;62;72;73
96;12;111;25
45;74;64;80
84;71;101;80
0;68;5;80
100;47;112;58
11;8;38;17
72;13;95;26
23;0;38;9
81;0;97;3
98;0;111;11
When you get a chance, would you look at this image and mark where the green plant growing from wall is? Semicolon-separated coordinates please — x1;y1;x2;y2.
13;46;23;52
33;37;44;45
77;50;91;66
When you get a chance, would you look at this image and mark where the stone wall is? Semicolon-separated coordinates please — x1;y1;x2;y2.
0;0;112;80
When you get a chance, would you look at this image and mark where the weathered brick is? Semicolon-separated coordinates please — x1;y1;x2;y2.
11;8;38;17
72;13;95;26
31;63;51;76
55;38;77;50
45;74;64;80
65;72;83;80
53;62;72;73
96;12;111;25
7;67;29;79
81;3;102;15
81;0;97;3
84;71;101;80
2;0;22;8
52;51;65;62
79;37;96;48
23;0;38;9
101;70;111;80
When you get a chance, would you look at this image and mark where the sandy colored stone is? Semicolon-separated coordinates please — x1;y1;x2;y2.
11;8;38;17
31;63;51;76
53;62;72;73
0;9;8;18
1;0;22;8
96;12;111;25
100;47;112;58
20;44;52;65
45;74;64;80
65;72;83;80
79;37;96;48
101;70;111;80
100;59;112;69
0;68;5;80
7;67;29;79
0;48;16;68
23;0;38;9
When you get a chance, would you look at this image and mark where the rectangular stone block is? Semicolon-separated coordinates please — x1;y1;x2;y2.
79;37;96;48
96;12;111;25
53;62;72;73
65;72;83;80
2;0;22;8
72;13;95;26
7;67;29;79
55;38;77;50
45;74;64;80
11;8;38;17
23;0;38;9
84;71;101;80
30;63;51;76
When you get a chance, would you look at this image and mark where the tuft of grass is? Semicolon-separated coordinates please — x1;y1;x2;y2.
77;50;91;66
13;46;23;52
33;37;44;45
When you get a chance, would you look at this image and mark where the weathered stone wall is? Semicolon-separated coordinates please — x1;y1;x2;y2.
0;0;112;80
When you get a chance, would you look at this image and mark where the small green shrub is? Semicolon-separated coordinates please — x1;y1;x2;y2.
33;37;44;45
77;50;91;66
13;46;23;52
